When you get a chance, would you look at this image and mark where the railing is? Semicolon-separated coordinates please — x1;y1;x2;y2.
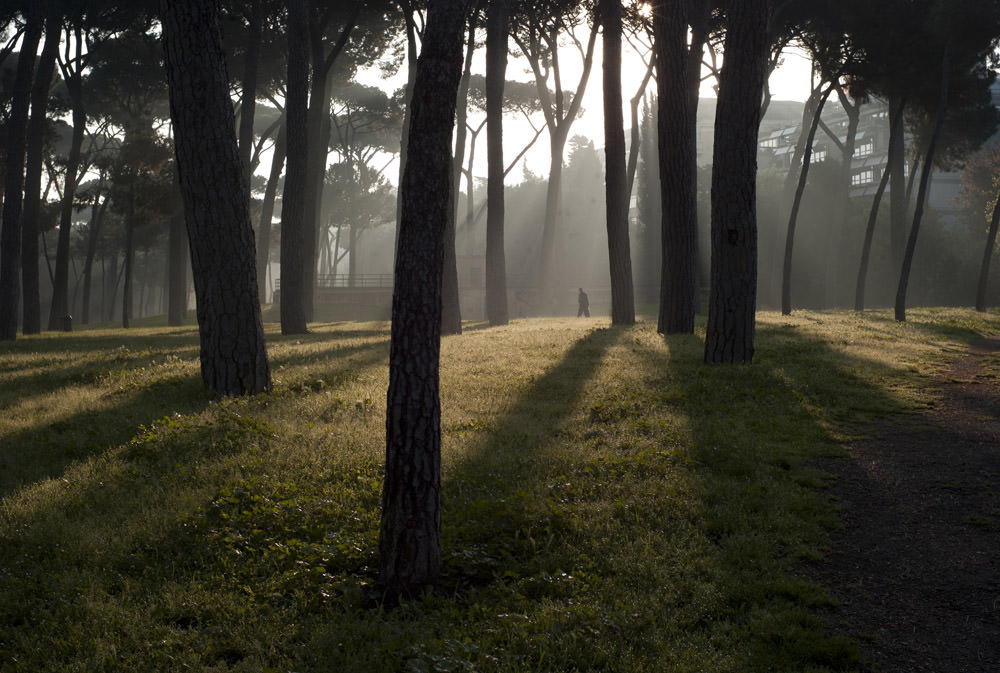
275;274;394;291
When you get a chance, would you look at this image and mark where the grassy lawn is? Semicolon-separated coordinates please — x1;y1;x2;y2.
1;308;997;672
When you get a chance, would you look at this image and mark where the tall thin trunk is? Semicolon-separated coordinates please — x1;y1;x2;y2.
825;90;860;308
601;0;633;325
161;0;271;395
854;161;893;311
81;190;108;324
975;187;1000;312
0;9;42;340
781;83;832;315
895;44;950;323
888;94;907;272
257;117;286;301
704;0;769;364
167;211;188;325
380;0;466;599
280;0;310;334
21;11;59;335
238;0;262;186
122;195;135;328
485;0;508;325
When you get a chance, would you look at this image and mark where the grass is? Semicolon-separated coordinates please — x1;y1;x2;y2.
1;307;998;672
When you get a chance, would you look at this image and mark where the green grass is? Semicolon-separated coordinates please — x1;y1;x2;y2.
1;308;998;672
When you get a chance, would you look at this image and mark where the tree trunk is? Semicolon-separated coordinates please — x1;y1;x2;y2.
280;0;310;334
0;9;42;340
257;117;285;301
781;83;832;315
601;0;634;325
81;190;108;324
167;211;188;325
895;44;949;323
854;159;893;311
975;186;1000;311
238;0;262;186
20;12;59;335
654;0;697;333
825;90;860;308
380;0;466;600
443;7;477;334
888;94;907;273
122;194;135;329
485;0;509;326
161;0;271;395
704;0;769;364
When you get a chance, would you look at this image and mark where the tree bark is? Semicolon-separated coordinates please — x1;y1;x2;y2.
485;0;509;326
380;0;466;599
20;11;59;335
0;8;42;340
781;83;832;315
653;0;697;333
704;0;769;364
280;0;310;334
161;0;271;395
975;187;1000;312
601;0;634;325
895;44;949;323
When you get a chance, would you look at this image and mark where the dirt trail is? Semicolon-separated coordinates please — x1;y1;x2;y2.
811;337;1000;672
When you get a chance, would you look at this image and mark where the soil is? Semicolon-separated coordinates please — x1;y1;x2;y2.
809;337;1000;672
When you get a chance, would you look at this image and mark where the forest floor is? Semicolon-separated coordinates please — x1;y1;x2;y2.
809;337;1000;672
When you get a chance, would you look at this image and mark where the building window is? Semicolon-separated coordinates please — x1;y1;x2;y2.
813;149;827;163
760;138;779;149
851;168;874;186
854;140;874;157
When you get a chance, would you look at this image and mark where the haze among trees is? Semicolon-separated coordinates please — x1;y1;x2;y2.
0;0;998;595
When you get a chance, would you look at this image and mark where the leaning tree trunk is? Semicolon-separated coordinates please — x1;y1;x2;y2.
781;83;832;315
237;0;261;186
257;117;286;301
161;0;271;396
895;44;949;323
888;94;907;273
484;0;509;326
704;0;769;364
380;0;466;600
975;187;1000;311
280;0;310;334
601;0;634;325
0;9;42;340
654;0;697;333
21;12;59;335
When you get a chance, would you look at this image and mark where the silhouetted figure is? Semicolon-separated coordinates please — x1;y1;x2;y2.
577;287;590;317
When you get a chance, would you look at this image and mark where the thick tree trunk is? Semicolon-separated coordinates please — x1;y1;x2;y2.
161;0;271;395
654;0;697;333
888;94;907;272
601;0;634;325
257;117;286;301
975;187;1000;312
704;0;769;364
280;0;310;334
167;211;188;325
895;45;949;323
20;13;59;335
238;0;262;186
781;84;832;315
380;0;466;599
485;0;509;326
0;9;42;340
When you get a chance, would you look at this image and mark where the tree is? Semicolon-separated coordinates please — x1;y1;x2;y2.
704;0;770;363
0;6;43;341
484;0;508;326
600;0;634;324
161;0;271;395
380;0;466;598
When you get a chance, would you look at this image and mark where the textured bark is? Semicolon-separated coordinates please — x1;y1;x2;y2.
654;0;697;333
380;0;466;599
704;0;769;364
280;0;310;334
975;187;1000;312
257;117;286;300
0;9;42;340
781;84;832;315
888;94;907;273
896;44;950;323
601;0;634;325
21;12;59;335
485;0;508;326
161;0;271;395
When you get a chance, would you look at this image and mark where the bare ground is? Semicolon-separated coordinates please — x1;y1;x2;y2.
808;337;1000;672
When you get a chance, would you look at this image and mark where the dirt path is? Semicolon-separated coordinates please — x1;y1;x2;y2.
811;337;1000;672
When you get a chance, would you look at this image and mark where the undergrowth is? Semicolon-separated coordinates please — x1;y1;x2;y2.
1;308;997;672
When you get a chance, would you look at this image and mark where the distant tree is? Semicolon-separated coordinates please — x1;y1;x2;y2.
380;0;466;599
600;0;634;324
485;0;508;326
956;139;1000;310
161;0;271;395
704;0;770;363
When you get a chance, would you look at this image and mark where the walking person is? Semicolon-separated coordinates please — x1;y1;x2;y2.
577;287;590;317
